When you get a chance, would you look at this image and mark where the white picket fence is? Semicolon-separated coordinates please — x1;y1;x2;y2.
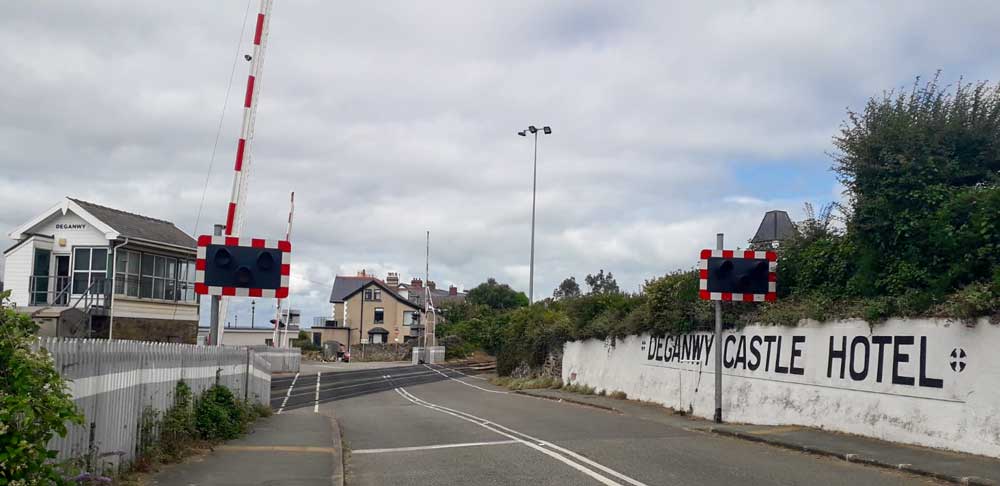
33;338;298;474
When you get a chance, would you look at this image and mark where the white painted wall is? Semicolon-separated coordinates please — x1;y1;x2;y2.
33;211;110;250
3;237;53;306
562;318;1000;457
196;328;276;346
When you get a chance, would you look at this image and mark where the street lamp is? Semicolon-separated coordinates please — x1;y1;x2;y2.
517;124;552;303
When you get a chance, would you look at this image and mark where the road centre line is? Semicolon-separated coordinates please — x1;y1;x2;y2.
395;387;648;486
351;440;519;455
423;365;509;394
277;372;299;414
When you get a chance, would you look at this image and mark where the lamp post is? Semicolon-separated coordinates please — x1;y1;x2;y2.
251;300;256;328
517;125;552;304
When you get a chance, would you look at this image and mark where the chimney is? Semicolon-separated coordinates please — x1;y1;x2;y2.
449;285;458;296
410;278;423;288
428;281;436;291
386;272;399;287
357;269;367;277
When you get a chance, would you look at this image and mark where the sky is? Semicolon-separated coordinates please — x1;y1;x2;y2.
3;1;1000;327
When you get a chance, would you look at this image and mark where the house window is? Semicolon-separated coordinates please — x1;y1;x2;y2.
139;254;177;300
73;247;108;294
364;289;373;300
374;307;384;324
115;250;140;297
404;311;420;327
370;332;385;344
116;250;196;302
373;289;381;301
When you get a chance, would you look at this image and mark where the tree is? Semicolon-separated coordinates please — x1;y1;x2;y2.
466;278;529;310
834;74;1000;296
584;270;620;295
552;277;581;300
0;290;82;484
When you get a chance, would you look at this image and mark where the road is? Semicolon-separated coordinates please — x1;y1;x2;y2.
271;363;941;486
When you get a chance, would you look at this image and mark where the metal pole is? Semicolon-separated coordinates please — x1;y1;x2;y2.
274;191;295;347
251;300;255;328
714;232;724;423
360;283;365;361
528;131;538;304
209;224;225;346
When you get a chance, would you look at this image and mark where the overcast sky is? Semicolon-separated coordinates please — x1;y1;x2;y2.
3;1;999;327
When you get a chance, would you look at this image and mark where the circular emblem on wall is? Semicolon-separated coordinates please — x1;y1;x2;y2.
950;348;967;372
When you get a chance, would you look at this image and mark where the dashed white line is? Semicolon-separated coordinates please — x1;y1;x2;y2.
351;440;519;455
276;372;299;414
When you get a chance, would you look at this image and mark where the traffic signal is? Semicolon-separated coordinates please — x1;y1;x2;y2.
195;236;291;298
699;250;776;302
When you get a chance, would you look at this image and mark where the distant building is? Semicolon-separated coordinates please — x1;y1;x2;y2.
315;271;467;351
750;210;797;248
197;322;300;347
3;197;199;342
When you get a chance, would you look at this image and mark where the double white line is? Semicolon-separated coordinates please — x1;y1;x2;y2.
394;387;647;486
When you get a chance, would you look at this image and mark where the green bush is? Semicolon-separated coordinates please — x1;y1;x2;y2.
160;381;197;460
0;290;83;485
195;384;243;441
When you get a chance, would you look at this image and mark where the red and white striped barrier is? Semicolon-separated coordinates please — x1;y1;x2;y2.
226;0;273;236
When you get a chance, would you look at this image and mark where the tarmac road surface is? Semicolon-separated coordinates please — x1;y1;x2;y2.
272;363;943;486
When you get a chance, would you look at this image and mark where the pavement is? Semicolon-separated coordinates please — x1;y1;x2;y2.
152;362;999;485
149;411;342;486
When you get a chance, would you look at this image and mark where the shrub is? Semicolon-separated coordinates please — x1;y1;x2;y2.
609;391;628;400
0;290;83;485
195;384;242;441
160;381;197;460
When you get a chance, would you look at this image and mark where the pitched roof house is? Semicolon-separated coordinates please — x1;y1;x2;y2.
3;197;199;342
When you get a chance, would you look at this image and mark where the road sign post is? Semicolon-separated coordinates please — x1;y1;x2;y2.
699;235;778;423
713;233;723;423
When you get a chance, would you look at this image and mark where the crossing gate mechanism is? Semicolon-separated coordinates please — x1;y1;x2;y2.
195;235;291;298
698;249;777;302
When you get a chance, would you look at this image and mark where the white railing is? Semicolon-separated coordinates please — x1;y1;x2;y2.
34;338;278;474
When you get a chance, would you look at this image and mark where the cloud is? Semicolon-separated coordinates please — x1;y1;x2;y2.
3;1;1000;324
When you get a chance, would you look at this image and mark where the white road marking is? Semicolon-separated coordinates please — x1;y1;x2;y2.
437;364;490;380
314;372;321;413
395;387;649;486
280;369;438;401
276;372;299;414
351;440;519;455
423;365;508;394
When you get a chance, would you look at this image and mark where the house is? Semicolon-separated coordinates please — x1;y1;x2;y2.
316;272;426;349
389;272;467;309
3;197;199;342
